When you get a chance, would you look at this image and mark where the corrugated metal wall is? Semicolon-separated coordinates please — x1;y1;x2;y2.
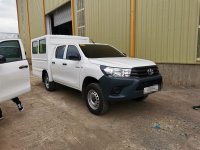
27;0;45;39
16;0;31;60
45;0;70;14
84;0;131;55
135;0;199;64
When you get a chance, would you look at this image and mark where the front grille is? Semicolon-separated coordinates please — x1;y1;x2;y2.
131;65;159;77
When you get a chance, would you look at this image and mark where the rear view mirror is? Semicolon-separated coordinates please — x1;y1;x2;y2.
0;55;6;64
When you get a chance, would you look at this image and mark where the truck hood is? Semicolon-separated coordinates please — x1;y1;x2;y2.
88;57;156;68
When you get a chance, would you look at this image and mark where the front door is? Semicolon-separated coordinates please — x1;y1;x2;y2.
0;40;31;103
51;45;66;83
63;45;81;89
51;45;81;89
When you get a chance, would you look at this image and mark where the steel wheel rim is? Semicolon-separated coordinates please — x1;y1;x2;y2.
87;89;100;110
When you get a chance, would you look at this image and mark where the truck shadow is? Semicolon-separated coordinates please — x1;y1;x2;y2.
54;83;161;116
55;83;82;99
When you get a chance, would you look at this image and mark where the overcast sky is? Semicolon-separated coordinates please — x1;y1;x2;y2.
0;0;18;33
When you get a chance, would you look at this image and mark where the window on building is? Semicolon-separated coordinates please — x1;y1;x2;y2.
32;41;38;54
0;40;22;63
56;45;66;59
66;45;80;60
77;0;85;36
39;39;46;54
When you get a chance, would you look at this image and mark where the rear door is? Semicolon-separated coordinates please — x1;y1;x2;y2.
0;40;31;103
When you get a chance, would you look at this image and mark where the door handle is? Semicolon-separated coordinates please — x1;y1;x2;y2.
76;66;83;69
52;62;55;64
62;63;67;66
19;65;28;69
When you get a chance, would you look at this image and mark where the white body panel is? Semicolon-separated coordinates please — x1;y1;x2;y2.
50;43;104;91
0;39;31;103
31;35;90;82
32;35;157;92
89;57;156;68
51;58;82;89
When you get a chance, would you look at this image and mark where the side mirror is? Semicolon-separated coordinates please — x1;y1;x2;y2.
0;55;6;64
68;55;81;61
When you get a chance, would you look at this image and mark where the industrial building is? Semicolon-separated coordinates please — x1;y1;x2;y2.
16;0;200;87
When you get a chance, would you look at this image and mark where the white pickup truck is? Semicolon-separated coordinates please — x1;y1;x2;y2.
0;38;31;103
32;35;162;115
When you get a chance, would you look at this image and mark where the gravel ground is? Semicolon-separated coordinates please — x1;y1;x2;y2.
0;75;200;150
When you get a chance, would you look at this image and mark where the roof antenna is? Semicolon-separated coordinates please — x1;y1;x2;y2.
90;39;95;44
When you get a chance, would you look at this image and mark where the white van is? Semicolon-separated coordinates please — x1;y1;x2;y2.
0;39;31;103
32;35;162;115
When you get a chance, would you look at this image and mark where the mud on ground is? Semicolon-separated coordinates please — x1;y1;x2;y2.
0;76;200;150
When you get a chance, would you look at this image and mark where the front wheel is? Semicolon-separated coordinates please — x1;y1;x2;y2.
43;73;55;91
84;83;109;115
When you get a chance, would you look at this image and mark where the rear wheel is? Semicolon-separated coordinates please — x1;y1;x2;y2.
43;73;55;91
84;83;109;115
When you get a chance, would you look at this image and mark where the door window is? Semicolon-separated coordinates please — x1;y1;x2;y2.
55;45;66;59
32;41;38;54
0;40;22;63
39;39;46;54
66;45;80;60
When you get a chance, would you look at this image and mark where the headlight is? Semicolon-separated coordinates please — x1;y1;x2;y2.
100;66;131;77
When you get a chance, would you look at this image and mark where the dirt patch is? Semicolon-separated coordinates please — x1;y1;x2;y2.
0;76;200;150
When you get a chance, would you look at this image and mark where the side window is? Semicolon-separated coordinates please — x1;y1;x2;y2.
32;41;38;54
55;46;66;59
39;39;46;54
66;45;80;60
0;40;22;63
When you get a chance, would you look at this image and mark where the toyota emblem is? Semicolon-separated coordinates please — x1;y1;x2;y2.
147;68;154;76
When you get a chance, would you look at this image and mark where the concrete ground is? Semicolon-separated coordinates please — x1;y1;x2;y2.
0;75;200;150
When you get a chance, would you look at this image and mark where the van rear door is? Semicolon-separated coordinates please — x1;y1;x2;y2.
0;39;31;103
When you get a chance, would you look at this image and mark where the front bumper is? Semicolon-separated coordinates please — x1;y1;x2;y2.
99;75;162;102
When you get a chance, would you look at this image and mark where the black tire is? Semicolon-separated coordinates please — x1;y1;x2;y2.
43;73;55;91
84;83;109;115
134;95;148;102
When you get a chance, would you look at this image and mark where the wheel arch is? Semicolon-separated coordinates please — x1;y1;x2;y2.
82;76;99;91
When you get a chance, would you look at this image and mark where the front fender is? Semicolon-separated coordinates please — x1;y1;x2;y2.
79;64;104;91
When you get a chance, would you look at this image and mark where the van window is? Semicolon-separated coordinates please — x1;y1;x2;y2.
66;45;80;60
39;39;46;54
32;41;38;54
55;46;65;59
0;40;22;63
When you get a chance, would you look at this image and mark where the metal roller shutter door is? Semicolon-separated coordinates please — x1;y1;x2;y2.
53;3;72;27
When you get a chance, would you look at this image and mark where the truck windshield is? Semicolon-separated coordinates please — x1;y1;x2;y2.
79;44;126;58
